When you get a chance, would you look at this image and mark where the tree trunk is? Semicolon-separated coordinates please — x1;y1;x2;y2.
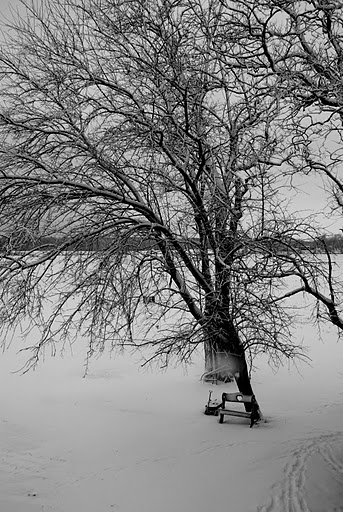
204;319;254;412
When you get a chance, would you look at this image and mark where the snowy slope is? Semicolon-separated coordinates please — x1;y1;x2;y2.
0;315;343;511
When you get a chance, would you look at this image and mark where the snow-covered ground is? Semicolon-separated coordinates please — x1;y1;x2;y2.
1;307;343;511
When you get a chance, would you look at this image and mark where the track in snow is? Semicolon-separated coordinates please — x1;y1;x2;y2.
258;432;343;512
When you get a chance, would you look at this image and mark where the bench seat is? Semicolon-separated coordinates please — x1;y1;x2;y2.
219;409;251;418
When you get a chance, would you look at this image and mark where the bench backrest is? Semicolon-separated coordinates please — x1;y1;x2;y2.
222;392;253;404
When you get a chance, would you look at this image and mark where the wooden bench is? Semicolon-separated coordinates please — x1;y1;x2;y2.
218;392;261;427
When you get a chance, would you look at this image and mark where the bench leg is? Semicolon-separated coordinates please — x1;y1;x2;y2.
219;413;224;424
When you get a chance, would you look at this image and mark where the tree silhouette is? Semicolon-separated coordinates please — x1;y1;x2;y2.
0;1;342;404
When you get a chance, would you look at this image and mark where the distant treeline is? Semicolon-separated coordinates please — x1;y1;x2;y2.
1;234;343;254
305;234;343;254
0;235;158;253
265;234;343;255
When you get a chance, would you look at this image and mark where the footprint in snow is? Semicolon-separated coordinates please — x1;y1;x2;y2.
258;432;343;512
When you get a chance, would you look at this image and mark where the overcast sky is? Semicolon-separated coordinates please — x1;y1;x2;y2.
0;0;20;20
0;0;341;234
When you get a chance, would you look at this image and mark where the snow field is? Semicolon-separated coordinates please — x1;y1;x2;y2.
0;310;343;511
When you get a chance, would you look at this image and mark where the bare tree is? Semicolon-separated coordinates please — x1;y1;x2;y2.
0;0;342;405
236;0;343;214
202;0;343;329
